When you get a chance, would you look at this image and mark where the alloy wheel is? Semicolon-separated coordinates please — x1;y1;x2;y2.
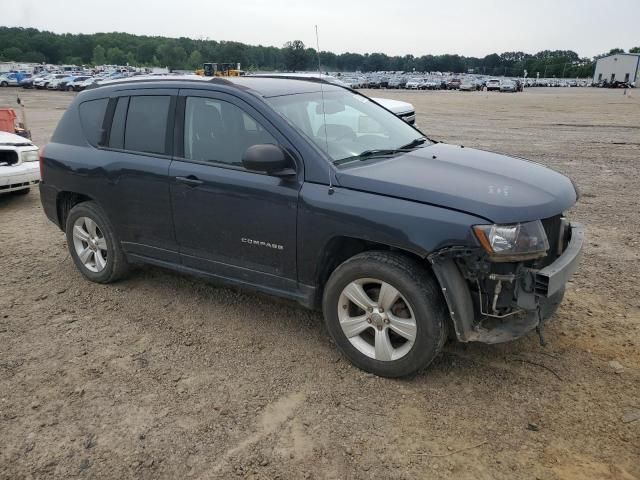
338;278;417;361
72;216;108;272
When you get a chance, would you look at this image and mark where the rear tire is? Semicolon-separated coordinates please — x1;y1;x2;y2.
65;201;129;283
322;251;447;378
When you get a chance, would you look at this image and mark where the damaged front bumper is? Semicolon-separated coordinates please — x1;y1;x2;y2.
429;222;584;344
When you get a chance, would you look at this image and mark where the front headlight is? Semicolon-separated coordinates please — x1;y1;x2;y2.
473;220;549;261
21;150;39;162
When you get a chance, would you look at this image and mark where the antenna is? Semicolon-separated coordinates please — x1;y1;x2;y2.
315;25;334;195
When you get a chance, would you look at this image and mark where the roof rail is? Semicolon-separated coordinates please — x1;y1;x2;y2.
87;75;233;90
247;74;336;85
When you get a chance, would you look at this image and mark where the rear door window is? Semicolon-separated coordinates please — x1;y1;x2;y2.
124;96;171;155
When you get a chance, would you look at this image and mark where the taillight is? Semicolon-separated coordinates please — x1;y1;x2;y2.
39;145;45;179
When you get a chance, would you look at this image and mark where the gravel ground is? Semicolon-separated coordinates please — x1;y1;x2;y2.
1;87;639;480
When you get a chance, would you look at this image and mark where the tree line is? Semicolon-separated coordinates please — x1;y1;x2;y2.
1;27;638;77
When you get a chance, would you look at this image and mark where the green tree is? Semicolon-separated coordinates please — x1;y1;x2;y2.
106;47;126;65
136;41;157;64
23;50;46;63
0;26;598;77
283;40;307;72
64;56;84;66
607;48;625;55
156;43;187;70
188;50;203;69
92;44;106;65
2;46;23;61
630;46;640;53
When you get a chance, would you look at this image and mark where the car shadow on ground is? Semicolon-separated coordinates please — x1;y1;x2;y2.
0;190;33;208
60;255;561;384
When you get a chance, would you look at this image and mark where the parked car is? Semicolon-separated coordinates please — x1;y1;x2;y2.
0;130;40;195
420;80;438;90
0;73;21;87
459;80;477;91
341;77;361;89
43;74;69;90
18;73;33;88
40;75;583;377
18;74;37;88
64;76;93;91
75;76;102;91
48;74;76;90
366;78;381;89
33;74;53;89
500;80;517;92
405;78;422;90
370;97;416;125
387;78;401;89
486;78;501;91
387;78;407;89
446;78;462;90
606;80;632;89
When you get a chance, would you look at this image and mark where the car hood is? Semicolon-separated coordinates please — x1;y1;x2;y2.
372;97;414;115
336;143;577;223
0;131;34;146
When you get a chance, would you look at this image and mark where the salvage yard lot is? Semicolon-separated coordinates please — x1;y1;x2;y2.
1;87;639;479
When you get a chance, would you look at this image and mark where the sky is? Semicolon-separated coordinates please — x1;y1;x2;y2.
2;0;638;58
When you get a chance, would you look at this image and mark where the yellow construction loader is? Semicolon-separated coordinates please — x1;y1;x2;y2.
196;63;244;77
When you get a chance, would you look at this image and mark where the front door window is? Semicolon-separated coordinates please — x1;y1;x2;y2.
184;97;276;167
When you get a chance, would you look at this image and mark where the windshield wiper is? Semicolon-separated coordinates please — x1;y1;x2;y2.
400;137;428;149
333;149;398;165
333;137;428;165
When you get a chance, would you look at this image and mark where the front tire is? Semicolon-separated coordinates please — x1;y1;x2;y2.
322;251;447;378
65;201;129;283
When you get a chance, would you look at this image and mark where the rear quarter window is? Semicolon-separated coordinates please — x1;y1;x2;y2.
108;97;129;150
78;98;109;147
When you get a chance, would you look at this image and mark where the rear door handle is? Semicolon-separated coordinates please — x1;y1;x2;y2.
175;175;204;187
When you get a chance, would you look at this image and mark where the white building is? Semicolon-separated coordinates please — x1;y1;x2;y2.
593;53;640;85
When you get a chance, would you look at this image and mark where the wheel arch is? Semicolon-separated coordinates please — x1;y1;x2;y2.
314;236;476;341
313;235;431;307
56;191;94;229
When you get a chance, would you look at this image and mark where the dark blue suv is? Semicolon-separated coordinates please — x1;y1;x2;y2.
40;76;584;377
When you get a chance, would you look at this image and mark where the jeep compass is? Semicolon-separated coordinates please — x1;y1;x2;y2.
39;76;583;377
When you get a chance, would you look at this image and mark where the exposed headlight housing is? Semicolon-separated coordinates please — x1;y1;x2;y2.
473;220;549;261
21;150;39;162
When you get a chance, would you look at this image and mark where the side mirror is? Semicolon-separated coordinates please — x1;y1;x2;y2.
242;144;295;177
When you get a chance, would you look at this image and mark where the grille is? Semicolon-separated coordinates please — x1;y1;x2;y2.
0;180;39;191
399;112;416;125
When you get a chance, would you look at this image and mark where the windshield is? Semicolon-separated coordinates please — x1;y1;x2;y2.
267;90;428;163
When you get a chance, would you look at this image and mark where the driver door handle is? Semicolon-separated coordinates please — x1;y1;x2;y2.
175;175;204;187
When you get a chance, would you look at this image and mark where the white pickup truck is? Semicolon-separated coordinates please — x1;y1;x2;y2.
0;131;40;195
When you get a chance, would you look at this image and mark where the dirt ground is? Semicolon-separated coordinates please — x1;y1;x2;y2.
1;86;638;480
